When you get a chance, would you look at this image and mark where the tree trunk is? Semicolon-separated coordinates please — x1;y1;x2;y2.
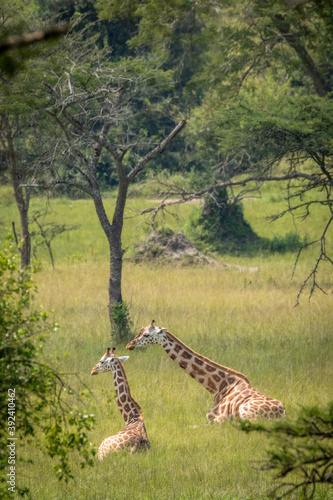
3;114;31;269
108;172;130;322
91;172;130;331
108;226;123;308
273;14;328;97
18;204;31;269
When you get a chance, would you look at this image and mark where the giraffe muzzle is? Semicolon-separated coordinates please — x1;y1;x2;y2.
126;343;135;351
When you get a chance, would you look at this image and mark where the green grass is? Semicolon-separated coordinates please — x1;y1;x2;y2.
1;184;333;499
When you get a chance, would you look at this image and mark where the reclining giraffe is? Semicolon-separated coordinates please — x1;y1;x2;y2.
126;321;286;423
91;347;150;459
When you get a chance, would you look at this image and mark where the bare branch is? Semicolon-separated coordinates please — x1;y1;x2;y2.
127;120;187;181
293;214;333;305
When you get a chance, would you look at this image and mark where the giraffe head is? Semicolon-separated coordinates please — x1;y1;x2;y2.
126;320;167;350
91;347;129;375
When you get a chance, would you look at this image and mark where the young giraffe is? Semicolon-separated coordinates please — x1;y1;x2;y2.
126;321;286;423
91;347;150;459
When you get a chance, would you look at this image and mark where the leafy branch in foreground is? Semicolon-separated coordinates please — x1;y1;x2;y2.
240;402;333;499
0;238;96;499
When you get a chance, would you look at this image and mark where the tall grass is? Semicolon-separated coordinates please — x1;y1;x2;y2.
1;185;332;499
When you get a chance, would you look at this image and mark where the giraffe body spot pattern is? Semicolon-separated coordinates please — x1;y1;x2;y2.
126;321;286;423
91;348;150;459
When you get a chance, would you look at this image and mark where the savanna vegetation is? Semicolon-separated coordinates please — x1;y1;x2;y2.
1;181;332;499
1;0;332;498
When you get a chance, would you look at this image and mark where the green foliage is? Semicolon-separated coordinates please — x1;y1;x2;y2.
188;186;259;254
261;233;306;255
0;238;96;498
188;186;306;256
0;0;40;76
44;412;96;481
240;402;333;499
110;300;134;344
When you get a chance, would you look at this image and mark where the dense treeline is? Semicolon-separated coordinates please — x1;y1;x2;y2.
1;0;332;305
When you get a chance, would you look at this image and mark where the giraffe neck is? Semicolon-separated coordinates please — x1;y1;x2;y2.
111;360;141;425
158;331;250;396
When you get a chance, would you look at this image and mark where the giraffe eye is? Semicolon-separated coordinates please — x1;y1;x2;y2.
143;334;150;337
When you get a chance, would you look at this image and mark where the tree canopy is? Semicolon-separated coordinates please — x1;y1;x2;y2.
1;0;332;294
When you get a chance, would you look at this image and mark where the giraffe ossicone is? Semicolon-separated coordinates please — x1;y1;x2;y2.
126;321;286;423
91;346;150;459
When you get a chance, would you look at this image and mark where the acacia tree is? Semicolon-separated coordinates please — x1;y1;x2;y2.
106;0;332;301
42;41;185;335
0;115;31;268
0;0;69;269
0;0;39;269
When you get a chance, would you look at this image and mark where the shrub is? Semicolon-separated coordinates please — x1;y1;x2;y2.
110;301;134;344
0;238;96;498
240;402;333;499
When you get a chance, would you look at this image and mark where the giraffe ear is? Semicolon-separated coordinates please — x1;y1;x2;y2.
119;356;129;364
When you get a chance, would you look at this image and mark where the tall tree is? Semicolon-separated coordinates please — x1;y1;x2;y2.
0;0;68;269
42;34;185;335
101;0;332;299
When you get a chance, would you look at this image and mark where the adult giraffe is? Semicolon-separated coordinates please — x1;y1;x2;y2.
91;347;150;458
126;321;286;423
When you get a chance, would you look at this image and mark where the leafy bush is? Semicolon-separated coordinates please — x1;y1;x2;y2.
241;402;333;499
110;300;134;344
187;188;305;256
261;233;306;254
187;187;260;254
0;238;96;498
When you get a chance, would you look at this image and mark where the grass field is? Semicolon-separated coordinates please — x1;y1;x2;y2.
1;183;332;499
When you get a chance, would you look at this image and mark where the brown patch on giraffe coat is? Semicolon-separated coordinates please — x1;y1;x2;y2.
206;365;216;373
120;395;126;403
194;357;204;366
207;378;217;392
192;365;206;376
165;349;170;353
170;354;177;360
179;361;188;370
212;374;221;382
124;404;130;412
174;344;182;353
182;351;192;360
118;384;125;394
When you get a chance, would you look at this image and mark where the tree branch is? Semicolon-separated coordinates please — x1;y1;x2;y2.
127;120;187;181
0;25;69;55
